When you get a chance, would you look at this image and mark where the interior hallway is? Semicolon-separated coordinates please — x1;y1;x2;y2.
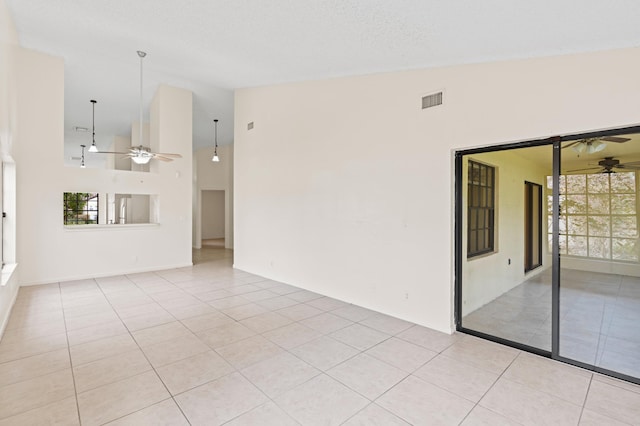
0;247;639;425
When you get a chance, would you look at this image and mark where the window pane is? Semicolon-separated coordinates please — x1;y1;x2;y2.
566;195;586;214
566;174;586;194
610;194;636;214
587;174;610;193
588;216;610;237
567;215;587;236
612;216;637;238
610;172;636;193
612;238;639;261
567;235;588;257
588;194;610;215
589;237;610;259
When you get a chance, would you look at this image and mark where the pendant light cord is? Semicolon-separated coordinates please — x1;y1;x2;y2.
137;51;146;149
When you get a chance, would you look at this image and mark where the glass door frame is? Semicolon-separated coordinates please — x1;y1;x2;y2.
454;125;640;385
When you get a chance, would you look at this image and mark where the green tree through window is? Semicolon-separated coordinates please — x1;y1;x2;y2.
64;192;99;225
547;172;638;261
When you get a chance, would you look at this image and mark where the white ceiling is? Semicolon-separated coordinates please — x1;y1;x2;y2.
6;0;640;155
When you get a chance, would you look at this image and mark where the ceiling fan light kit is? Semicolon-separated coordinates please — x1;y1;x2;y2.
564;136;631;155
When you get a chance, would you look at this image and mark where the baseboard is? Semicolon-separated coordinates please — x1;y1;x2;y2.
19;262;194;287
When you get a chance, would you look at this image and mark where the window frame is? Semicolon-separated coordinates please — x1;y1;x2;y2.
63;192;99;225
546;171;638;262
467;160;496;258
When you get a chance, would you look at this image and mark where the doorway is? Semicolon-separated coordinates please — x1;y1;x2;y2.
524;181;542;273
455;126;640;385
201;190;225;247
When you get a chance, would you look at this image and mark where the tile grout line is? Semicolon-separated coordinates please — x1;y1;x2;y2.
576;373;594;425
454;348;523;425
59;280;83;426
92;270;195;425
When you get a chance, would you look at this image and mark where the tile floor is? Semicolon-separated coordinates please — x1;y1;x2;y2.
463;267;640;380
1;247;640;425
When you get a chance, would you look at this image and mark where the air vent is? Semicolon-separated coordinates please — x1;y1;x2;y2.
422;92;443;109
73;126;89;132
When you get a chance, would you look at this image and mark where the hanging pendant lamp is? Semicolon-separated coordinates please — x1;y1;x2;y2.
132;50;152;165
212;119;220;162
88;99;98;152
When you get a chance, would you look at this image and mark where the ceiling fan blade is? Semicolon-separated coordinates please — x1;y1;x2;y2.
93;150;131;155
600;136;631;143
562;141;580;149
565;167;602;173
615;164;640;170
154;153;182;158
152;155;173;162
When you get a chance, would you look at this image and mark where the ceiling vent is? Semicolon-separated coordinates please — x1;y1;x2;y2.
422;92;443;109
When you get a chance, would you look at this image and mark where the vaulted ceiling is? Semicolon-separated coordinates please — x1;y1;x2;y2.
6;0;640;153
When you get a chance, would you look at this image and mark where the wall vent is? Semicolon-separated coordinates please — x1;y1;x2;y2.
422;92;443;109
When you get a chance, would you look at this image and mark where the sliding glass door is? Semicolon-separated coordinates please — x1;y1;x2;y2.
456;127;640;384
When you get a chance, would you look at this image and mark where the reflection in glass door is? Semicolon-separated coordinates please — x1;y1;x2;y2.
458;145;553;352
558;136;640;380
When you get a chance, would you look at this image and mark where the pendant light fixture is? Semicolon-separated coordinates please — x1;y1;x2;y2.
80;144;86;168
88;99;98;152
132;50;151;165
212;119;220;162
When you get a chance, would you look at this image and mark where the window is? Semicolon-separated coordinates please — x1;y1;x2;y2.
64;192;99;225
547;172;638;261
468;160;495;257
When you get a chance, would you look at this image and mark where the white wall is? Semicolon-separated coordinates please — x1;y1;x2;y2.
234;47;640;333
193;144;233;249
461;149;550;314
202;190;225;239
14;46;193;285
0;0;19;337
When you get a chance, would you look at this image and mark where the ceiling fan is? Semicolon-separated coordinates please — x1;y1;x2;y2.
562;136;631;154
566;157;640;174
97;145;182;164
90;51;182;165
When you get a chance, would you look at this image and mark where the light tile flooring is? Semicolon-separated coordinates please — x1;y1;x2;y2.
463;267;640;380
1;248;639;425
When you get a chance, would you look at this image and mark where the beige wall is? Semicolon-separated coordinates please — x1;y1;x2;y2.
234;47;640;333
14;49;194;285
0;0;19;336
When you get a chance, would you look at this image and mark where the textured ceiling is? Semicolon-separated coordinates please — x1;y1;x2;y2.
6;0;640;155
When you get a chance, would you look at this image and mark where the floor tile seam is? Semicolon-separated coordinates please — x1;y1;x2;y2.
58;280;83;426
393;333;457;355
591;374;640;395
284;336;358;370
71;347;155;394
327;359;410;403
576;373;595;425
0;352;73;389
0;336;69;365
97;299;199;425
234;350;324;399
466;349;522;423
